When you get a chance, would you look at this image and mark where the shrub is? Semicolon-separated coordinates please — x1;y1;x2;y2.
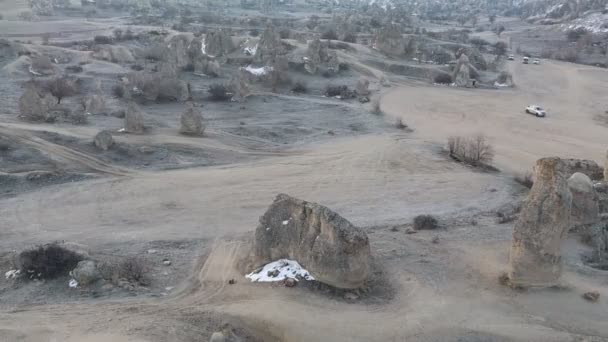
112;84;125;98
434;73;452;84
278;27;291;39
17;243;83;280
493;41;508;55
66;65;84;73
514;172;534;189
94;35;113;44
208;84;231;101
469;37;489;49
117;256;149;285
324;84;355;98
249;29;260;37
321;28;338;40
291;81;308;93
342;32;357;43
413;215;439;230
42;76;80;104
395;118;408;130
448;134;495;167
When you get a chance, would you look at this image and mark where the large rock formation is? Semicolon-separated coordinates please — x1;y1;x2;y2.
203;30;235;58
509;157;572;287
165;34;191;69
568;173;600;228
374;24;405;56
92;45;135;64
124;103;145;133
180;103;205;136
254;24;283;65
251;194;371;289
453;54;472;87
305;38;327;74
230;69;251;102
456;47;487;71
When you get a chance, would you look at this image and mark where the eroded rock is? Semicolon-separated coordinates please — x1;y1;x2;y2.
94;130;114;151
18;85;56;121
251;194;371;289
125;103;145;134
568;172;600;229
509;157;572;287
180;103;205;135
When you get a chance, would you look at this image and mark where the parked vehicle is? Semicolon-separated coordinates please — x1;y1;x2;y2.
523;57;529;64
533;59;540;65
508;55;515;60
525;105;546;117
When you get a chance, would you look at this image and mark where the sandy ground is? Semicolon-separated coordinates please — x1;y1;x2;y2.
382;58;608;174
1;8;608;342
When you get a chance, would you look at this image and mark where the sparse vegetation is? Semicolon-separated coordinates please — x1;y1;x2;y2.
434;73;453;84
117;256;150;285
447;134;495;167
112;84;125;98
413;215;439;230
94;35;113;45
324;84;355;99
291;81;308;93
17;243;83;280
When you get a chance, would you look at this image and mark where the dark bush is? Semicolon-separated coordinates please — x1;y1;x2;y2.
66;65;83;73
279;27;291;39
42;76;80;104
208;84;232;101
567;27;588;41
94;35;113;45
434;73;452;84
413;215;439;230
325;84;355;99
515;172;534;189
342;32;356;43
291;81;308;93
18;243;83;280
321;28;338;40
112;84;125;98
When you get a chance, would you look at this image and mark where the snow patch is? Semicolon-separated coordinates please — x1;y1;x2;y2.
242;65;273;76
69;279;78;288
246;259;314;282
244;43;258;56
5;270;20;280
282;219;290;225
494;82;510;88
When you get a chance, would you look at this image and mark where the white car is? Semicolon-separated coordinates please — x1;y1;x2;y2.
533;59;540;65
508;55;515;60
525;105;546;117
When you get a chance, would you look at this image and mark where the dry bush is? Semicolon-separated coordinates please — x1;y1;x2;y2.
325;84;355;99
413;215;439;230
17;243;83;280
514;172;534;189
112;84;125;98
291;81;308;93
395;118;408;130
448;134;495;167
208;83;231;101
434;73;452;84
118;256;149;285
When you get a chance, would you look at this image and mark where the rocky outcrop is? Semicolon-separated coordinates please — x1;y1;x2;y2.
456;47;487;71
125;103;145;133
562;159;603;181
180;103;205;136
355;77;370;96
231;69;251;102
203;30;235;58
305;38;326;74
254;24;283;65
509;157;572;287
164;34;192;70
82;95;106;115
453;54;472;87
568;173;600;228
251;194;371;289
92;45;135;64
94;130;114;151
374;23;405;56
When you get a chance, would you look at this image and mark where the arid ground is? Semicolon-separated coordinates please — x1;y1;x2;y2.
1;2;608;342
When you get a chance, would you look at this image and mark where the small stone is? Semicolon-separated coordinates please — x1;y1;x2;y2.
344;292;359;301
284;278;297;287
405;228;417;234
583;291;600;302
162;259;172;266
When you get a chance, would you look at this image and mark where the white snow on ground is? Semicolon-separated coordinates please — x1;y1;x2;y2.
282;219;290;225
69;279;78;288
201;37;206;55
494;82;510;88
243;43;258;56
5;270;20;280
246;259;315;282
242;65;273;76
563;12;608;33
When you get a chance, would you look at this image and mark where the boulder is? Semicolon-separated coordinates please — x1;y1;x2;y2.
18;85;56;121
71;260;100;286
568;173;600;228
209;332;226;342
94;130;114;151
374;23;405;56
92;45;135;64
180;104;205;135
251;194;371;289
125;103;145;134
355;77;370;96
509;157;572;287
562;159;603;181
